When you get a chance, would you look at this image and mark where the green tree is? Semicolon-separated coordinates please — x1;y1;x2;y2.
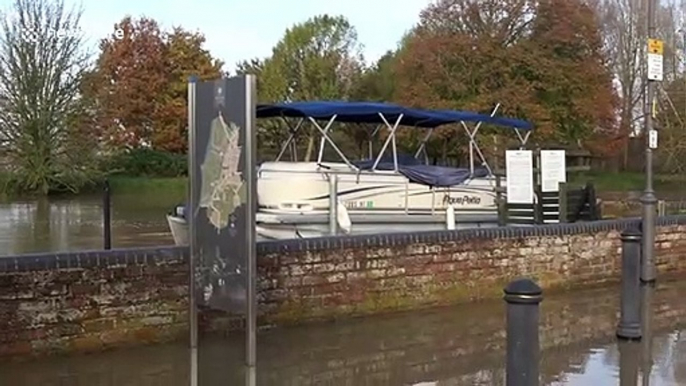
0;0;101;194
352;50;397;101
258;14;365;161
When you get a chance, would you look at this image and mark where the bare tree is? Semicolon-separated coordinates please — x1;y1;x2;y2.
0;0;99;194
595;0;647;169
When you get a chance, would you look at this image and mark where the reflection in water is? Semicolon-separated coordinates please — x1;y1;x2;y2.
0;194;178;255
1;279;686;385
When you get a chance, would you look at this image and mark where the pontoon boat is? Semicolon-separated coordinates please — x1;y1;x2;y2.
167;101;533;243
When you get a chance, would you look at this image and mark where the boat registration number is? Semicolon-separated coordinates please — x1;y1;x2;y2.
344;200;374;209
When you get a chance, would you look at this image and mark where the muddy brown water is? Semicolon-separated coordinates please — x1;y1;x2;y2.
0;279;685;385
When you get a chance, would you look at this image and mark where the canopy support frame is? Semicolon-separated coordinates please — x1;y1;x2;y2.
515;129;532;149
275;117;304;162
414;128;434;163
372;113;404;171
460;103;501;177
368;124;383;159
309;115;356;169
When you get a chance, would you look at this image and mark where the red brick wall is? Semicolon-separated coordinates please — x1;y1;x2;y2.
1;217;686;358
257;220;686;325
0;248;188;357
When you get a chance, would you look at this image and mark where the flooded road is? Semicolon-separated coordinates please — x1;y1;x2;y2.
2;278;685;385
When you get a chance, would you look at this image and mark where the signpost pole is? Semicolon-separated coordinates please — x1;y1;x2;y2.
642;1;660;283
244;74;257;370
187;75;199;386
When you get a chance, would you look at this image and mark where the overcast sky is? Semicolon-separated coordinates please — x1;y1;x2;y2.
0;0;431;72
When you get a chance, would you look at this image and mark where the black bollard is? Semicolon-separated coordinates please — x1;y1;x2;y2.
504;278;543;386
103;179;111;250
617;227;642;340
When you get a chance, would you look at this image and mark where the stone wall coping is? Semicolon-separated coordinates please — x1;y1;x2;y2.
0;245;188;273
1;215;685;273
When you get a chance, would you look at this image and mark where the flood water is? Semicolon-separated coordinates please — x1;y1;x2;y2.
2;191;686;256
0;193;177;256
1;278;685;385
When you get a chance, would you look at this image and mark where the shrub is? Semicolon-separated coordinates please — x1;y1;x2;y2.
107;148;187;177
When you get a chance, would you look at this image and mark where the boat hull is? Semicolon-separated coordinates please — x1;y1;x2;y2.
166;210;499;245
167;214;189;246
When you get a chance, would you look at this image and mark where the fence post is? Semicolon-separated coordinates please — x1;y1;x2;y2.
558;183;568;223
586;182;598;220
533;185;543;224
103;178;112;250
504;278;543;386
496;175;507;226
617;227;642;340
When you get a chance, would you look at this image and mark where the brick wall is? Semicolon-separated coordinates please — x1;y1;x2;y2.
0;247;188;357
1;216;686;358
257;216;686;325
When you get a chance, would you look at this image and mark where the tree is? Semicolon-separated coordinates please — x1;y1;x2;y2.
595;0;646;168
258;15;365;161
418;0;536;45
85;17;222;153
84;16;167;150
352;50;397;102
0;0;100;194
529;0;618;148
155;27;223;152
394;0;546;164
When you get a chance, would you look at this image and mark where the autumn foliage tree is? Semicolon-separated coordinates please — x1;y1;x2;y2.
83;16;222;154
392;0;618;164
529;0;619;150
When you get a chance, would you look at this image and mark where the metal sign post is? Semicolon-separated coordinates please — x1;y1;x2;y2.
187;75;258;385
641;7;660;283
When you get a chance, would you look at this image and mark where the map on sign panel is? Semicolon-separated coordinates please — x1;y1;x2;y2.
198;112;246;231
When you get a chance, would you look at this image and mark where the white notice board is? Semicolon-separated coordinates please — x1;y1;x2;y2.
540;150;566;192
647;53;663;81
505;150;534;204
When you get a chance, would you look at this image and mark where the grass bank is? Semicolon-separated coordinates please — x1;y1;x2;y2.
107;176;187;196
107;171;685;198
2;172;683;202
568;171;686;195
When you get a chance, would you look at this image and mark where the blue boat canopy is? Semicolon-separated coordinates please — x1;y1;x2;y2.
256;101;533;130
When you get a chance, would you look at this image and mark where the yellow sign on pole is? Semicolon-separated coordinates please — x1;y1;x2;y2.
648;39;664;55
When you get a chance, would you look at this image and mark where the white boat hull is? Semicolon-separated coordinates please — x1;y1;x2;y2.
167;215;189;246
166;210;499;245
257;161;501;214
